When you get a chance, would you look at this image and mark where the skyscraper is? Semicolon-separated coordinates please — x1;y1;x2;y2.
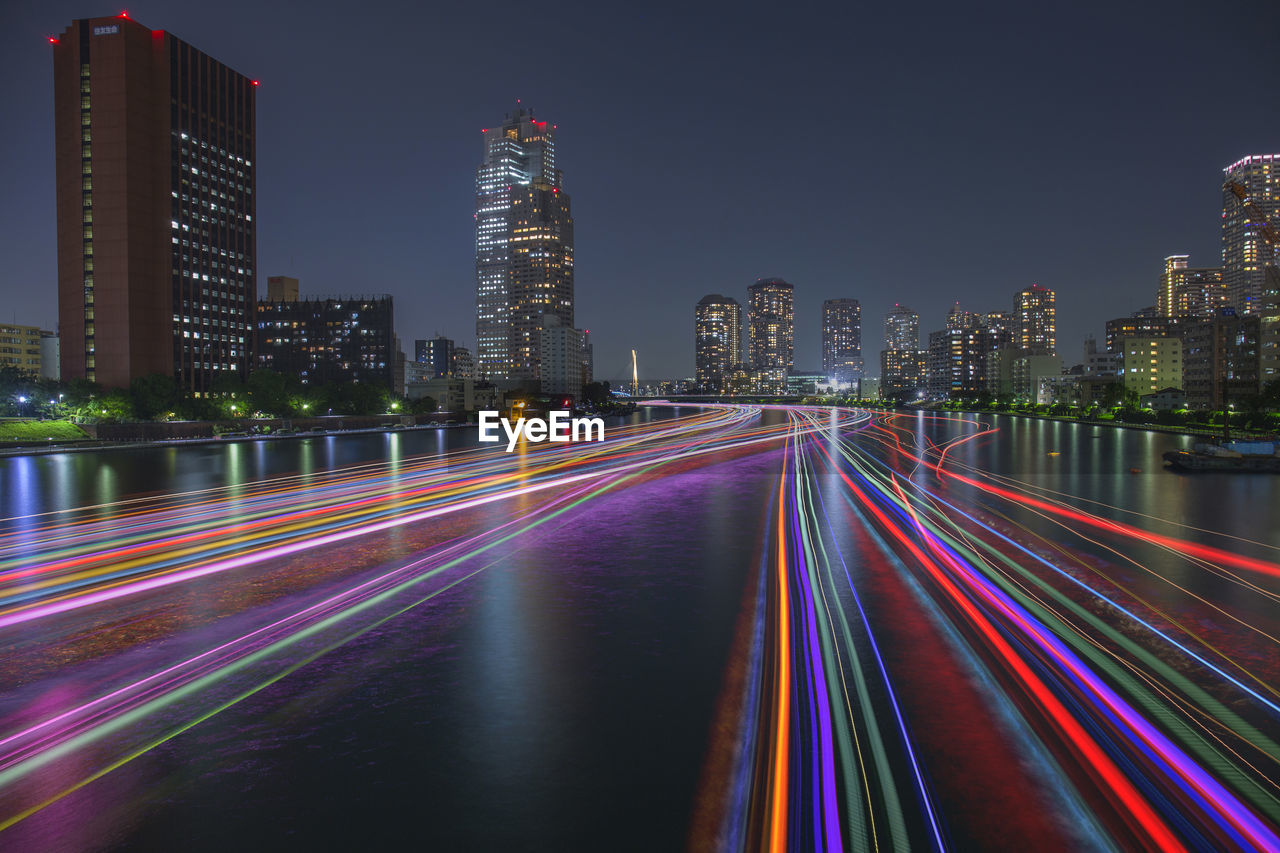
1014;284;1056;354
1159;255;1225;318
694;294;742;391
883;304;919;351
52;14;257;392
880;304;925;399
1222;155;1279;315
821;298;862;384
747;278;794;371
474;105;572;382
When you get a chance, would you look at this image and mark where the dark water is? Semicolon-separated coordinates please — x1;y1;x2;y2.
0;409;1276;851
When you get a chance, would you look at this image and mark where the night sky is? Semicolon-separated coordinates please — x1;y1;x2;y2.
2;0;1277;382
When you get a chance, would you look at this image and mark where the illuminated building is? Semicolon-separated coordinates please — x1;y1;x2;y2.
821;298;862;383
881;304;925;398
880;348;926;399
1104;313;1183;353
415;336;454;379
747;278;794;371
1158;255;1224;318
926;307;986;399
1014;284;1056;354
256;294;395;389
1119;337;1183;397
883;304;918;351
694;294;742;391
52;14;256;391
0;325;47;377
474;105;572;382
1222;154;1279;314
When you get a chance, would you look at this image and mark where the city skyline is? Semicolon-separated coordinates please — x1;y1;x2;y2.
2;1;1279;382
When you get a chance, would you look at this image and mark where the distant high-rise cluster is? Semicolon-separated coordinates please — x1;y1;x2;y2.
747;278;795;371
821;299;862;383
694;295;742;391
474;106;574;383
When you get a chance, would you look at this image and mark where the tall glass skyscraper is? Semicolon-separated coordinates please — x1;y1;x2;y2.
474;105;573;381
1222;154;1279;315
747;278;794;371
821;298;862;383
694;294;742;391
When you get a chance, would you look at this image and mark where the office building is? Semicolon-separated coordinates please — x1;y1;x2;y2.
475;106;572;382
821;298;862;384
694;294;742;391
1014;284;1055;354
53;14;256;392
1222;154;1279;314
1158;256;1225;318
747;278;794;370
256;294;395;389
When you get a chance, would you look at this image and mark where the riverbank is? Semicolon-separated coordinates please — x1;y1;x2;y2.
0;420;469;458
928;407;1273;439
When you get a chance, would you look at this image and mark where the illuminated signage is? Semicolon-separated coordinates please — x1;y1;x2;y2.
93;25;119;35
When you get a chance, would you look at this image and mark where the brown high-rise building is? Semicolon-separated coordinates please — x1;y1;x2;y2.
52;14;256;392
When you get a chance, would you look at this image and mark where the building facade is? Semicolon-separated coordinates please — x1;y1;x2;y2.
1159;255;1225;318
415;336;454;380
256;295;395;389
539;316;590;400
884;304;919;351
694;294;742;392
474;106;572;382
53;14;256;392
880;348;926;399
1014;284;1055;354
1119;337;1183;398
747;278;794;371
1104;314;1183;353
821;298;862;384
0;325;46;376
1182;311;1260;409
1222;154;1279;314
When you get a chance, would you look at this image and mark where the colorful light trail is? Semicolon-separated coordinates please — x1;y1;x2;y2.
1;406;1277;850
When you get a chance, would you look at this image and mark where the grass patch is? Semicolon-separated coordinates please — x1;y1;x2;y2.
0;420;90;442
